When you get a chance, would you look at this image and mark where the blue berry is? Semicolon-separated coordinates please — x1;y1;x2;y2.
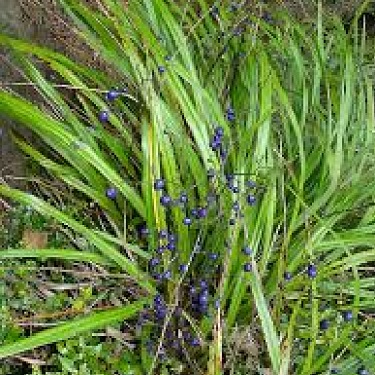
154;179;165;190
215;126;224;137
220;148;228;160
199;293;209;305
226;108;235;121
179;264;188;273
342;310;353;322
232;186;240;194
233;201;240;212
243;246;252;255
156;245;166;254
183;217;192;226
209;253;218;261
163;270;172;279
247;180;256;188
158;229;168;239
106;89;119;101
191;208;199;218
191;337;200;346
158;66;166;73
307;264;317;278
98;110;109;122
168;233;177;242
160;195;172;206
247;194;256;205
139;226;149;236
149;258;160;267
179;192;188;203
244;263;252;272
284;271;292;281
153;273;162;281
106;187;117;200
200;280;208;289
319;319;329;330
154;294;163;306
167;242;176;251
210;139;220;151
357;368;368;375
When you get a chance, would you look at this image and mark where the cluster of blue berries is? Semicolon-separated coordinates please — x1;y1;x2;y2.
98;88;127;124
132;124;262;363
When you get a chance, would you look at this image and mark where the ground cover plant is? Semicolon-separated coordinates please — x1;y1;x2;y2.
0;0;375;374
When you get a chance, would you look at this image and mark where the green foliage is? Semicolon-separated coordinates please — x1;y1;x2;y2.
1;1;375;374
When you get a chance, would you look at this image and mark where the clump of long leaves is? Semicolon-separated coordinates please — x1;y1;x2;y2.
1;1;375;374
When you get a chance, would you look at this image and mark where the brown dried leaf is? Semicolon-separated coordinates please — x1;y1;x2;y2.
22;229;48;248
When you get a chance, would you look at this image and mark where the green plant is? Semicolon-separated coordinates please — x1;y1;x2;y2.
1;1;375;374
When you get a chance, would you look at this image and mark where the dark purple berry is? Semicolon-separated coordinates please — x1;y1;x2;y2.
106;89;119;101
106;187;117;200
247;194;256;205
198;207;208;218
319;319;329;330
160;195;172;206
243;246;252;255
154;179;165;190
342;310;353;322
307;264;317;278
183;217;192;226
98;110;109;122
244;263;252;272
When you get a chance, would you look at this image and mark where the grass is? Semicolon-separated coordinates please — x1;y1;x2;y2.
0;1;375;374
